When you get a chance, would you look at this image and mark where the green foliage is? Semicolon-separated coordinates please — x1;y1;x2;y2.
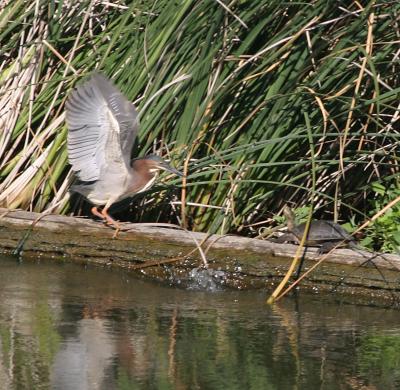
0;0;399;250
360;181;400;253
357;334;400;387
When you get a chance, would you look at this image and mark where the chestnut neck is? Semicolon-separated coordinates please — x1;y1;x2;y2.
130;159;156;192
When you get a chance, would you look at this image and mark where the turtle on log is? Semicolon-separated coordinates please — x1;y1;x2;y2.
276;205;357;254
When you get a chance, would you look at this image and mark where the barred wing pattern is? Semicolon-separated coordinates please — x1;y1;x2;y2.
66;73;139;182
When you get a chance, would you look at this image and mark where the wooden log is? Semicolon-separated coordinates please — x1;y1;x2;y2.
0;207;399;305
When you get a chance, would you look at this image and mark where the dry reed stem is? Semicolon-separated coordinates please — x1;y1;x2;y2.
339;12;375;174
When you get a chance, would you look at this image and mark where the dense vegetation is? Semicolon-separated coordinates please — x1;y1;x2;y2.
0;0;399;251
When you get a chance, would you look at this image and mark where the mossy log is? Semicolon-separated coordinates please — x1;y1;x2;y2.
0;208;399;306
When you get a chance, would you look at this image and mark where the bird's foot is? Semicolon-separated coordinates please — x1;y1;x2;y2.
112;228;120;239
91;207;122;237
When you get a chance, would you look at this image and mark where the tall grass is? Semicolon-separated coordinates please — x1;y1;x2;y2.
0;0;399;249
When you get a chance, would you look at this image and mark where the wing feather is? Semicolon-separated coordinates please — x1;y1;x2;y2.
66;73;139;182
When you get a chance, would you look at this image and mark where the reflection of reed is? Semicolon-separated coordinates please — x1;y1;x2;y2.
271;302;301;390
320;344;326;385
168;307;178;379
0;306;14;389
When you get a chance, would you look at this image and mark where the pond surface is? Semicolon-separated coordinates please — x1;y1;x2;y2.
0;256;400;389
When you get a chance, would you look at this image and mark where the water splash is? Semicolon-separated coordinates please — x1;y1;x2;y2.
187;267;227;292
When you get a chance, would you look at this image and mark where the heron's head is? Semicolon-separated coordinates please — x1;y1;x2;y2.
141;155;184;177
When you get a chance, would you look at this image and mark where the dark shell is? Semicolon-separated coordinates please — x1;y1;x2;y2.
291;220;353;244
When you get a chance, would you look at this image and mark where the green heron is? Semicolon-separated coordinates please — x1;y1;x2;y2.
65;72;183;228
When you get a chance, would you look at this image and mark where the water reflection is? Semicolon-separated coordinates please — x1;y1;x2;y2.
0;256;400;389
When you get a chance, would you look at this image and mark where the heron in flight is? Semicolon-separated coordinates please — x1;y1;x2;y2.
65;72;183;229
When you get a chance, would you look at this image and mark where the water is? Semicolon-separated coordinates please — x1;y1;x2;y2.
0;256;400;390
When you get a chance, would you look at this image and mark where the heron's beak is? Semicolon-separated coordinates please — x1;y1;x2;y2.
158;162;185;177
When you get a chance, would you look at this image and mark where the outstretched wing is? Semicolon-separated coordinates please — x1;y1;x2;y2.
66;73;139;182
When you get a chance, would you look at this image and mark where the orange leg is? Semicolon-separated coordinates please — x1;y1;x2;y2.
91;206;121;237
101;207;122;238
91;206;104;220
